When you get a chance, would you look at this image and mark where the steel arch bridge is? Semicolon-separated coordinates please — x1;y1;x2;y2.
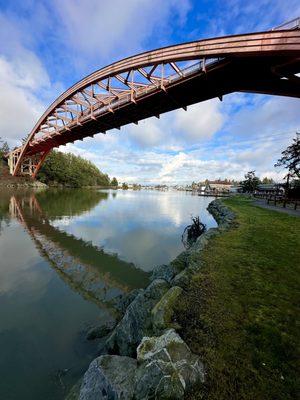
7;25;300;177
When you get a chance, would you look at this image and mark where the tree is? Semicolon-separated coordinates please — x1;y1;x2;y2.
38;150;111;187
262;177;274;184
275;133;300;179
111;177;118;187
122;182;128;190
0;141;9;157
240;171;261;193
132;183;141;190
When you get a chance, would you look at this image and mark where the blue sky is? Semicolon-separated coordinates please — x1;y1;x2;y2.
0;0;299;184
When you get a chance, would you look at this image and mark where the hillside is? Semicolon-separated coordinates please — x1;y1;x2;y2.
0;151;115;188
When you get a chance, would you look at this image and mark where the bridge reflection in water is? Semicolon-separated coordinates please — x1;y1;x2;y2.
9;191;149;309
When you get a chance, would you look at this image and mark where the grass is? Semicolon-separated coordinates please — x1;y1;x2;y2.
176;196;300;400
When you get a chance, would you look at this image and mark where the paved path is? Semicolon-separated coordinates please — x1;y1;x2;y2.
254;199;300;218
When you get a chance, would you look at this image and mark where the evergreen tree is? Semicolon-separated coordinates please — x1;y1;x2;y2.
111;177;118;186
38;150;111;187
240;171;261;193
262;177;274;184
0;141;9;157
275;133;300;179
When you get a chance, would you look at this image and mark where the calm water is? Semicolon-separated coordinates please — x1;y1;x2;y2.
0;188;216;399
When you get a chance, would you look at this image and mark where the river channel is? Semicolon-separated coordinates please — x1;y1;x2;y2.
0;188;217;399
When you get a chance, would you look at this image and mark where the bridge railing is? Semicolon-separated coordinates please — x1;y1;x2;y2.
79;58;222;126
272;17;300;31
27;57;224;142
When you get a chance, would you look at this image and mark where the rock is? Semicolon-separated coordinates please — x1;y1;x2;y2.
65;379;82;400
113;289;143;315
151;286;183;331
86;318;117;340
135;329;204;399
150;264;175;283
155;373;185;399
193;234;209;251
79;355;137;400
207;200;235;227
170;251;189;272
145;279;170;299
171;269;191;289
135;359;184;400
150;256;187;283
106;279;169;356
137;329;190;364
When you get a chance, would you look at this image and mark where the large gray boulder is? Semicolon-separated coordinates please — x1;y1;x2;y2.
79;355;137;400
135;359;185;399
106;279;169;356
151;286;183;332
135;329;205;399
150;264;175;283
150;250;187;282
86;318;117;340
113;289;144;315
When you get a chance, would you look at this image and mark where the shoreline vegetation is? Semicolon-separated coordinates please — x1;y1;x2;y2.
178;196;300;399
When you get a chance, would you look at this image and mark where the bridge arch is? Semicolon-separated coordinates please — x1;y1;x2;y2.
8;28;300;177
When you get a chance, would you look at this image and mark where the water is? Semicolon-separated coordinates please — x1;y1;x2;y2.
0;188;217;399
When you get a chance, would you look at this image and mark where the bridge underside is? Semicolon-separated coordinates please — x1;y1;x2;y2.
8;29;300;177
23;56;300;156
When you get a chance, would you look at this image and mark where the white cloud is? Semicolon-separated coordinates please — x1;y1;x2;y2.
198;0;300;38
123;99;225;149
229;96;300;137
0;56;47;144
54;0;191;64
174;100;224;142
0;11;61;146
126;118;164;148
159;152;188;178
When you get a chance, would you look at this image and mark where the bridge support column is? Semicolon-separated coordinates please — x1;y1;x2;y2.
8;149;22;176
7;149;50;178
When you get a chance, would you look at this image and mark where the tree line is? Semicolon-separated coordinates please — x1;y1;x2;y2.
38;151;118;187
0;139;118;188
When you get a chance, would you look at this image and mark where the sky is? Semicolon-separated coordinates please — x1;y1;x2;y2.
0;0;299;184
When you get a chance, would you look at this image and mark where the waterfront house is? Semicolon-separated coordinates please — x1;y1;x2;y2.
256;183;285;195
206;180;233;194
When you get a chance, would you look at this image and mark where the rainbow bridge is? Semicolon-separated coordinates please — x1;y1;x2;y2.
7;21;300;177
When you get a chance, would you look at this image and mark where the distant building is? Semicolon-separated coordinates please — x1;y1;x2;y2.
256;183;285;195
229;185;243;193
206;180;233;194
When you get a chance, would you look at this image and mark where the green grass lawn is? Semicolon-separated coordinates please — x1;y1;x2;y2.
177;196;300;400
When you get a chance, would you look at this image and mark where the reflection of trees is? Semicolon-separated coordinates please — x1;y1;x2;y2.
34;188;109;219
9;192;149;308
0;189;21;234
